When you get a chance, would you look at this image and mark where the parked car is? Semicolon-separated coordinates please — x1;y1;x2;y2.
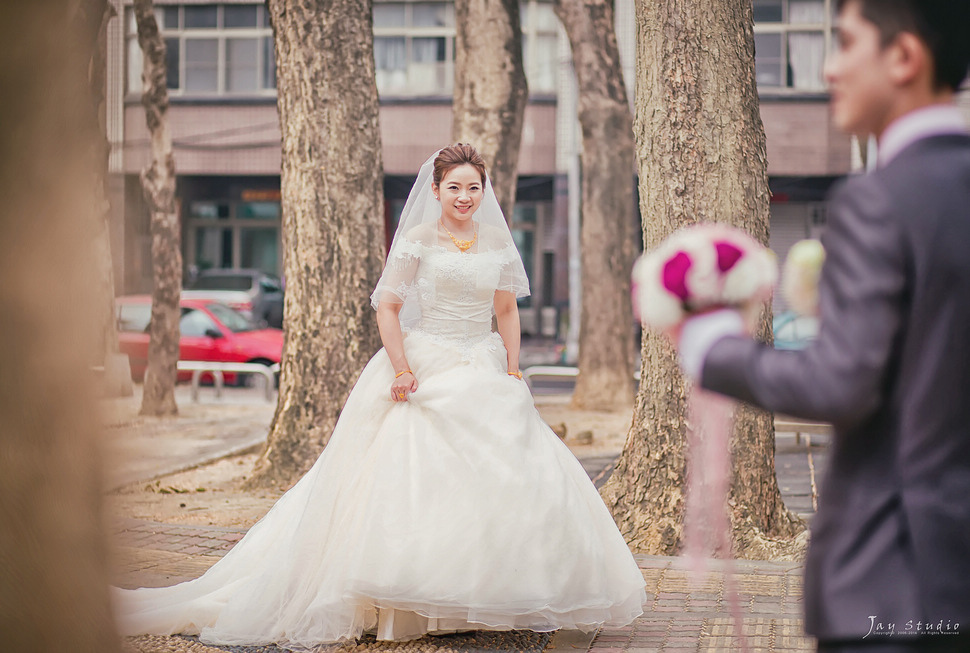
115;295;283;385
183;269;284;328
773;310;819;350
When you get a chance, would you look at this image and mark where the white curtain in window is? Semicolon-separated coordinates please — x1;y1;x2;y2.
226;38;259;92
375;37;407;93
410;37;443;94
787;1;826;90
789;0;824;23
531;34;557;93
412;2;453;27
127;38;143;94
788;31;825;89
184;38;219;92
375;37;407;70
411;37;441;63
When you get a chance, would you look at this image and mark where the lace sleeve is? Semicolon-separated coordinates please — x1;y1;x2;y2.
493;243;530;299
372;220;441;311
371;239;423;309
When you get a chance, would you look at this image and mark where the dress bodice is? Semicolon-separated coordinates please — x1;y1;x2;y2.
410;245;505;340
371;222;527;346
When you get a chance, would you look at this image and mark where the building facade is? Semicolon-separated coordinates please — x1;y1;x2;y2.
107;0;859;333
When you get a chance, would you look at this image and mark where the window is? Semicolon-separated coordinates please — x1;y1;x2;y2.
206;303;257;332
511;203;539;307
372;0;558;97
180;308;220;337
753;0;833;91
126;4;276;97
117;303;152;333
373;2;455;96
187;198;282;276
520;0;558;94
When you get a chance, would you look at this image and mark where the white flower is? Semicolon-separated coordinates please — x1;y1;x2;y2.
781;239;825;316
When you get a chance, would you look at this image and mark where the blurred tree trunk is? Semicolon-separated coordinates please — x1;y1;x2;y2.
599;0;805;557
453;0;529;221
246;0;385;489
80;0;132;398
134;0;181;417
554;0;636;411
0;2;122;651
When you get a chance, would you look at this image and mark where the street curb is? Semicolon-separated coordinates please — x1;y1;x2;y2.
108;431;267;491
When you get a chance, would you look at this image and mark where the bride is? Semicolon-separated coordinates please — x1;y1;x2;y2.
114;144;646;650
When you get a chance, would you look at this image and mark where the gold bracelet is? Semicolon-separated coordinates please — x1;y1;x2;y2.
395;369;413;378
508;370;522;379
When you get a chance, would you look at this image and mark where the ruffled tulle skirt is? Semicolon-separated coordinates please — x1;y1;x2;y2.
113;329;646;650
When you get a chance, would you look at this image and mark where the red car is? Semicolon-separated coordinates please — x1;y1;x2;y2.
116;295;283;384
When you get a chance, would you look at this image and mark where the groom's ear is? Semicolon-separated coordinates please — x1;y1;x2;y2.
887;30;932;90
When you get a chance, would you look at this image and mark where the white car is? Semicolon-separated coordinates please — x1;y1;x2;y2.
183;269;284;328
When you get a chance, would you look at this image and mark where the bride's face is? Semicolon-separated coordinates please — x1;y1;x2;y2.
434;164;483;228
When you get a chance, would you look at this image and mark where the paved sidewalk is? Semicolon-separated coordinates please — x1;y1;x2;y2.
113;521;814;652
102;384;276;490
113;442;823;653
110;364;828;652
590;557;811;651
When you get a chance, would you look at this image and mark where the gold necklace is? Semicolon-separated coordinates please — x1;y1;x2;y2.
440;220;477;253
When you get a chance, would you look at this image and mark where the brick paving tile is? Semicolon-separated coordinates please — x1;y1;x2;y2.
112;461;818;653
218;533;244;541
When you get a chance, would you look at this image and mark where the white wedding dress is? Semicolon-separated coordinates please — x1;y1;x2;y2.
114;234;646;650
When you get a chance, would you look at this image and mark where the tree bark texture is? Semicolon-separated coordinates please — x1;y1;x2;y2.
79;0;131;398
247;0;386;489
0;2;122;651
453;0;529;221
599;0;804;557
554;0;637;411
135;0;181;416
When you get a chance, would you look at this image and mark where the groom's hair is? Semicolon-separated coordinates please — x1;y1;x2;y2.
433;143;487;187
837;0;970;90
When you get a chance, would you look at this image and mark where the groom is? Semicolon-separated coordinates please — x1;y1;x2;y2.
676;1;970;652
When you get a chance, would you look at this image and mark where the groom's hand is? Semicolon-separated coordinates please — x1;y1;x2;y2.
675;309;745;382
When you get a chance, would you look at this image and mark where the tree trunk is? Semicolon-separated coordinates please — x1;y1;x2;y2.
555;0;637;411
599;0;804;557
134;0;181;417
453;0;529;221
246;0;386;490
81;0;132;398
0;2;122;651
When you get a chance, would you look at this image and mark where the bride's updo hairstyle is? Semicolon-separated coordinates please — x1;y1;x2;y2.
433;143;487;186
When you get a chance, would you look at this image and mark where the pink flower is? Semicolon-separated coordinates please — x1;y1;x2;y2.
715;242;743;272
662;251;692;301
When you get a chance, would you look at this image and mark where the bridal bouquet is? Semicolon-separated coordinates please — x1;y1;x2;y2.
630;223;777;653
632;223;777;331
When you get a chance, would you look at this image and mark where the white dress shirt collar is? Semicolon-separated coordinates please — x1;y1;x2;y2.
878;104;968;167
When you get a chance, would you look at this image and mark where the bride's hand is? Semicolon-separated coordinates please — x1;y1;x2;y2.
391;371;418;402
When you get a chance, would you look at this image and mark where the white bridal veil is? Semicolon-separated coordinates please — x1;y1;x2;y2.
370;149;531;326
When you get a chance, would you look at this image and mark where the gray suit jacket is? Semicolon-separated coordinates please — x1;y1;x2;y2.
703;134;970;641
